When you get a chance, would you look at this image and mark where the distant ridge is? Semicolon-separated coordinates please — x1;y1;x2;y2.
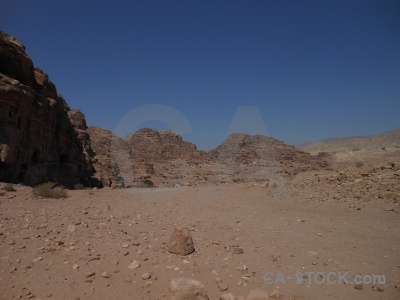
298;130;400;155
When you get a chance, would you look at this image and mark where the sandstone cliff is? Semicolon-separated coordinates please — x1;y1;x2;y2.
0;31;99;187
0;31;329;188
125;128;212;184
86;126;133;188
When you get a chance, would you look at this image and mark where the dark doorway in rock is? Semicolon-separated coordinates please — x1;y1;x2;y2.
60;154;68;163
18;164;27;182
31;150;39;164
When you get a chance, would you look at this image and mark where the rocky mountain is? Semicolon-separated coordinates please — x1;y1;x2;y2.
0;31;100;187
211;133;329;179
298;130;400;155
125;128;212;185
0;31;330;188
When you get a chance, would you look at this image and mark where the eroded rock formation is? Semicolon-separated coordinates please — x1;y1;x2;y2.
86;126;133;188
0;31;329;188
0;31;98;187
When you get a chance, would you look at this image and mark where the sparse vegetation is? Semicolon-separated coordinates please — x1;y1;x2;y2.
143;179;154;186
3;184;16;192
73;183;84;190
355;161;364;168
32;182;68;199
139;179;155;188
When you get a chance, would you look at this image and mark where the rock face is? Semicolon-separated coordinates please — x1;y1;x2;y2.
0;31;98;187
86;126;134;188
170;278;208;300
85;129;329;187
212;133;329;178
167;227;195;256
0;31;329;188
125;128;212;184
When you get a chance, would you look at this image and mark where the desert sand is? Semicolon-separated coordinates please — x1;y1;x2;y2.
1;151;399;300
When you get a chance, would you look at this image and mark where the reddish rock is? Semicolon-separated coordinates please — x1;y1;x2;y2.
0;31;99;187
167;227;195;256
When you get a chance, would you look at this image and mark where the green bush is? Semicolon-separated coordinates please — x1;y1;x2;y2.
32;182;68;199
3;184;16;192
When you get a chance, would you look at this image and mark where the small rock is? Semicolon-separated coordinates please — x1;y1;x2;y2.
270;289;281;299
67;225;76;232
354;284;363;290
142;272;152;280
101;272;110;278
86;271;95;278
111;260;119;266
232;247;243;255
220;293;235;300
72;264;79;270
170;278;208;300
128;260;140;270
167;227;195;256
217;282;228;292
32;257;42;263
372;286;384;292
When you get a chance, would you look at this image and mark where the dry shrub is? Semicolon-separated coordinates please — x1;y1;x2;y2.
3;184;16;192
139;179;155;188
73;183;84;190
33;182;67;199
355;161;364;168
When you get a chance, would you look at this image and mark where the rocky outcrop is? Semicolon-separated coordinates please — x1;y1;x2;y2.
0;31;98;187
212;133;329;177
124;128;212;185
86;128;329;187
86;126;134;188
0;31;329;188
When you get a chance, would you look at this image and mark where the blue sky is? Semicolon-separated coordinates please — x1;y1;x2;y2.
1;0;399;150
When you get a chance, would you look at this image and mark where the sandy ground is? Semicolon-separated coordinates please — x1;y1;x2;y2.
0;181;399;300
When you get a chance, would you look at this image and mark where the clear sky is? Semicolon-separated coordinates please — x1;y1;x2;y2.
1;0;399;150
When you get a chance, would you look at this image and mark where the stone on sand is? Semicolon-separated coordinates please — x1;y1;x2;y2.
167;227;195;256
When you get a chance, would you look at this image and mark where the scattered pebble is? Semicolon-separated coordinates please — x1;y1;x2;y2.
128;260;141;270
141;272;152;280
